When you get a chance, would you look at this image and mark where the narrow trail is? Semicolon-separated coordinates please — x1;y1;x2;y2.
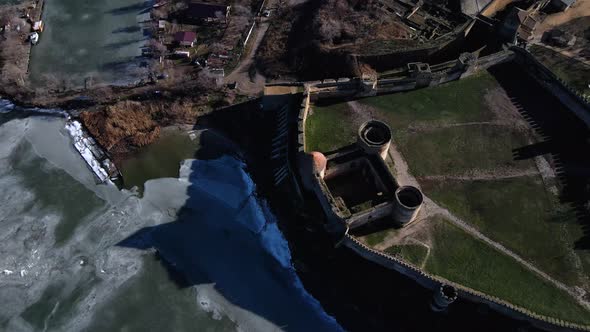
418;168;540;181
385;143;590;309
224;13;272;95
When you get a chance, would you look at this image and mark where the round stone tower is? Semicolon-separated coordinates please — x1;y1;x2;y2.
431;284;458;312
357;120;392;160
299;151;327;191
392;186;423;225
310;151;327;179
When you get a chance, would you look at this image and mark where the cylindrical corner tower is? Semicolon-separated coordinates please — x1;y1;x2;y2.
431;284;458;312
392;186;423;225
309;151;327;179
357;120;392;160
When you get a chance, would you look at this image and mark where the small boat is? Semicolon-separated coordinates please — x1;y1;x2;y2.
29;32;39;45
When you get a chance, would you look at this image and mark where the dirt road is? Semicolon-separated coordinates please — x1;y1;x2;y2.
224;16;270;95
536;0;590;34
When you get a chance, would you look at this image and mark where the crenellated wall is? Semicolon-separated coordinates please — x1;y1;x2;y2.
511;46;590;127
344;235;590;332
284;48;590;330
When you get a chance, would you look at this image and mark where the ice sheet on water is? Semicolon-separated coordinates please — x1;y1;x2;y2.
0;116;342;332
160;156;342;331
0;99;15;113
64;120;110;182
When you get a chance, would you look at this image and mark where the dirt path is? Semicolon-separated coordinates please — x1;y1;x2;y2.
536;0;590;35
346;101;375;125
383;142;590;309
224;15;271;95
418;168;539;181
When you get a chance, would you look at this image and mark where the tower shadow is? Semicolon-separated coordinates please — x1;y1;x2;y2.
489;62;590;249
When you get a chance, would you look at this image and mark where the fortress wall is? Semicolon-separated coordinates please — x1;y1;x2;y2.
511;46;590;127
302;50;516;100
354;20;473;73
344;235;589;332
286;48;590;331
269;49;515;103
348;202;394;229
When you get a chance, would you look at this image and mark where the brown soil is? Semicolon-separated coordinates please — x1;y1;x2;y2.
79;100;203;161
538;0;590;33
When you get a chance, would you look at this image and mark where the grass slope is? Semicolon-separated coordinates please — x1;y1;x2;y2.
384;244;429;267
305;102;357;152
397;125;533;177
423;177;584;287
425;218;590;325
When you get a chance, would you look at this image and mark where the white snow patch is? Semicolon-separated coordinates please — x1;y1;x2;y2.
65;120;110;183
0;99;15;113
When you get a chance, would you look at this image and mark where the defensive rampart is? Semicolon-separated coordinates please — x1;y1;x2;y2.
284;48;590;331
511;46;590;127
344;235;589;332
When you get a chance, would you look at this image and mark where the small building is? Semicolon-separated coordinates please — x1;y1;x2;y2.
158;20;167;31
501;6;542;42
33;20;44;32
181;2;231;23
174;31;197;47
174;50;191;58
550;0;576;11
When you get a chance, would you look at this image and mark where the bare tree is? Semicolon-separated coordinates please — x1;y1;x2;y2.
149;39;168;56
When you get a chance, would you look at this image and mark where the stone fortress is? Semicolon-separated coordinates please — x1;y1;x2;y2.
259;42;590;330
258;1;590;326
299;120;424;233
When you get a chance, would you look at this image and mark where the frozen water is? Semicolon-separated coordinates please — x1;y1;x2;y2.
0;109;342;332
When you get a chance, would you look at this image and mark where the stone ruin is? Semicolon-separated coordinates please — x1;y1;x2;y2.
299;119;424;231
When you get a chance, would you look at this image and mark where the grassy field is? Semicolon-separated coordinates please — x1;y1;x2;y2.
305;103;357;152
424;218;590;325
384;244;429;267
359;73;498;129
423;177;586;288
530;45;590;98
305;72;499;153
362;228;398;247
397;125;533;177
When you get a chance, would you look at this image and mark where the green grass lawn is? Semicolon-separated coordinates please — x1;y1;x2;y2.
424;218;590;325
359;72;498;130
361;228;398;247
305;103;357;152
423;177;585;287
305;72;501;153
397;125;534;177
530;45;590;98
384;243;429;267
